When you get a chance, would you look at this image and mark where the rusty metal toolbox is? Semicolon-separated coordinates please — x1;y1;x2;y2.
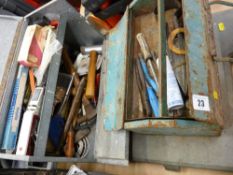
0;0;103;163
99;0;224;136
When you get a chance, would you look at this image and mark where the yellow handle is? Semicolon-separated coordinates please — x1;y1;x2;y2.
168;28;186;55
86;51;97;99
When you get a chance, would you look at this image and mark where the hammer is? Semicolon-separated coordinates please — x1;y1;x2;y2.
80;45;103;99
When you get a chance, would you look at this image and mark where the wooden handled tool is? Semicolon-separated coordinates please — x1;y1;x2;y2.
62;47;97;120
136;33;152;59
62;47;96;104
135;59;152;116
136;33;158;85
61;77;87;153
64;129;75;157
85;51;97;99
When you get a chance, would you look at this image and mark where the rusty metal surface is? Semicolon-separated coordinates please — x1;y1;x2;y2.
124;119;221;136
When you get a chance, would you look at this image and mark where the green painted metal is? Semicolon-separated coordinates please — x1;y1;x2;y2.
102;9;129;131
182;0;217;122
124;119;221;136
102;0;222;135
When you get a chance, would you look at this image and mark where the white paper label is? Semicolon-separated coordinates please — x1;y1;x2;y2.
192;94;210;111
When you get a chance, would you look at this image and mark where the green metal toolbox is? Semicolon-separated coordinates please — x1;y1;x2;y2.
99;0;223;136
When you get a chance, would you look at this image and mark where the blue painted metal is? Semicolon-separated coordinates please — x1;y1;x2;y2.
102;0;222;135
182;0;214;121
103;9;129;131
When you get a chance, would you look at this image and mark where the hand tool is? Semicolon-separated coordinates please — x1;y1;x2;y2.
63;77;87;143
62;48;97;120
168;28;186;55
74;53;103;76
75;107;97;126
136;33;159;85
75;115;97;131
135;59;152;116
80;45;103;55
64;129;75;157
85;51;98;99
60;77;86;155
139;54;158;94
75;128;90;143
49;75;73;148
146;85;159;118
57;75;74;115
139;56;159;117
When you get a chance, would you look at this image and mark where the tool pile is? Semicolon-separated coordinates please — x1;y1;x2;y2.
49;46;102;158
132;4;187;119
0;16;103;159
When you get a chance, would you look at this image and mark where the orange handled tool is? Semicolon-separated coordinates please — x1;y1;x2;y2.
85;51;97;99
64;129;75;157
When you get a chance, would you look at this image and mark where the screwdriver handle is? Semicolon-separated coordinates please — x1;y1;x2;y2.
86;51;97;99
136;33;151;59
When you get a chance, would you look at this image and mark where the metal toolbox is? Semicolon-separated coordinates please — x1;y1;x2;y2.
0;0;103;163
100;0;223;136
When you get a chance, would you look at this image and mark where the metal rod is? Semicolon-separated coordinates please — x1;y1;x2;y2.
158;0;167;116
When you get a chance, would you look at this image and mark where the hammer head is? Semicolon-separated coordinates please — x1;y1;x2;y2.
80;45;103;55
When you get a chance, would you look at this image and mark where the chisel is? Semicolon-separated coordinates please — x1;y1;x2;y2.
136;33;158;85
135;59;152;116
139;57;159;117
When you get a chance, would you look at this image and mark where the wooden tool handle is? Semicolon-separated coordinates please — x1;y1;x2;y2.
64;130;75;157
62;47;91;104
136;33;151;59
85;51;97;99
63;77;86;139
29;69;36;93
